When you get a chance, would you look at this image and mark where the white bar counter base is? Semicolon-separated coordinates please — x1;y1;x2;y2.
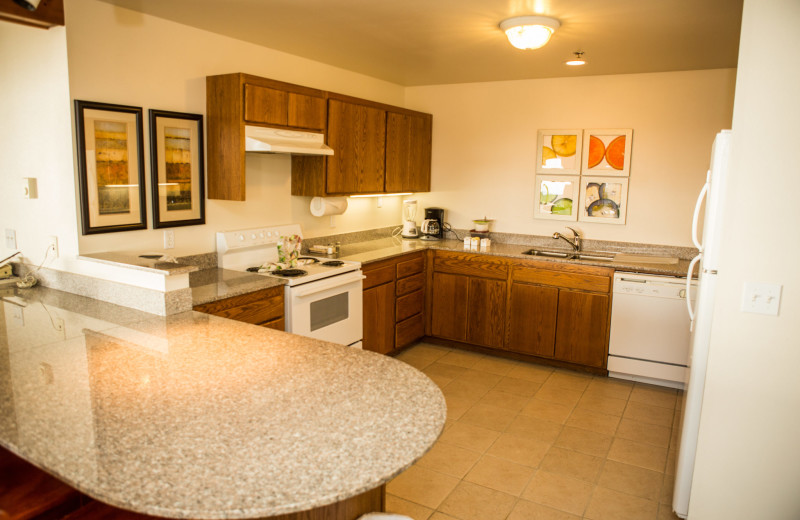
0;286;445;519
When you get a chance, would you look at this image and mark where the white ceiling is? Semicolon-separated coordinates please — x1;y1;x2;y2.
95;0;743;86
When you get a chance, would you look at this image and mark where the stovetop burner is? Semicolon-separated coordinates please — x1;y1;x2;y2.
271;269;307;277
322;260;344;267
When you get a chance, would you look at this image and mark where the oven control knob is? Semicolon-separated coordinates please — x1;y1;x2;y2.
259;232;265;238
266;232;272;237
250;233;256;239
237;234;245;241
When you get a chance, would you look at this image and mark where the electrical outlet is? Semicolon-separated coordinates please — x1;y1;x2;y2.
48;235;59;258
4;229;16;250
741;282;782;316
163;230;175;249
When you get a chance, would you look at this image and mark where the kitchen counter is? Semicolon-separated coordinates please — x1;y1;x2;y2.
0;287;445;519
190;268;286;306
80;251;199;276
327;237;693;278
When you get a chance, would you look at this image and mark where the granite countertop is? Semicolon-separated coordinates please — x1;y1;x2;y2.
0;287;446;519
327;237;693;277
190;268;286;306
80;251;199;276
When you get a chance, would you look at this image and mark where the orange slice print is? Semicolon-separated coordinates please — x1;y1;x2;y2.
605;135;626;170
587;135;605;169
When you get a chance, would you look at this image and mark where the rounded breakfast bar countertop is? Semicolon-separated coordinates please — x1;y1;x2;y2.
0;287;446;519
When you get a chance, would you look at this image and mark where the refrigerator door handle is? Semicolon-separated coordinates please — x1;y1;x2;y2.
691;176;710;251
686;254;702;326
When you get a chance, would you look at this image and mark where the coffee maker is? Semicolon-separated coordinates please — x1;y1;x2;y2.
421;207;445;241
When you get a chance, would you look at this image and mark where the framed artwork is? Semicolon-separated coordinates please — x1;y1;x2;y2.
149;110;205;228
579;177;629;224
75;100;146;235
536;129;583;175
534;175;579;221
581;128;633;176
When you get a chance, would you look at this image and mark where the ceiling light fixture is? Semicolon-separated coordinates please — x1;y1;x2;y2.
566;51;587;66
499;16;560;50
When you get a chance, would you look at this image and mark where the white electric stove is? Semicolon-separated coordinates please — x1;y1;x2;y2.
217;225;364;348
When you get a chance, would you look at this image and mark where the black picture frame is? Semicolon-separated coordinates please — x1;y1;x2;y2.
148;109;205;229
74;100;146;235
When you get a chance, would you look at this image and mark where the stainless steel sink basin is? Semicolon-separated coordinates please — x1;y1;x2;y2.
522;249;616;261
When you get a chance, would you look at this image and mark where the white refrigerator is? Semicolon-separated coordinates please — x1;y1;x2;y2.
672;130;732;518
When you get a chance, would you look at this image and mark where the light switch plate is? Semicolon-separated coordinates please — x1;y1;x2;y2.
4;229;16;250
741;282;782;316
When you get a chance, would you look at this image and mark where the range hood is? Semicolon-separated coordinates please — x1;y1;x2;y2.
244;125;334;156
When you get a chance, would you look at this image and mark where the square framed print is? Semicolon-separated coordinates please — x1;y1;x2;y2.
75;100;146;235
536;129;583;175
581;128;633;176
148;110;205;228
579;177;629;224
534;175;579;221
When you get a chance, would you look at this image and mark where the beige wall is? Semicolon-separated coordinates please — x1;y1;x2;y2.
406;69;736;246
0;22;78;269
65;0;408;256
689;0;800;517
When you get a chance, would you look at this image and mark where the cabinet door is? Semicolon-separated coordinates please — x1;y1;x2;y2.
506;283;558;357
430;272;469;342
385;112;432;193
363;282;395;354
554;290;609;368
288;92;326;130
326;100;386;194
244;84;289;126
466;277;507;349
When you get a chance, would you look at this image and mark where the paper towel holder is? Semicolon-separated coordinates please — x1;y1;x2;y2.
310;197;348;217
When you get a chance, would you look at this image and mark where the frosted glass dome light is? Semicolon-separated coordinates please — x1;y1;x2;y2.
500;16;560;50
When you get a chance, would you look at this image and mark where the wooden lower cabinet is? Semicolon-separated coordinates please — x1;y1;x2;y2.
554;289;610;368
193;286;284;330
506;282;558;357
429;250;612;372
363;280;396;354
362;252;426;354
430;272;469;342
466;277;506;348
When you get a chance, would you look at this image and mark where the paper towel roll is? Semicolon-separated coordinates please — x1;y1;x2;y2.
310;197;348;217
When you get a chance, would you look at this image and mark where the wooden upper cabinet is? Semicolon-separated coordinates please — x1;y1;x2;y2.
206;73;327;200
326;99;386;194
0;0;64;28
244;85;288;126
385;111;432;193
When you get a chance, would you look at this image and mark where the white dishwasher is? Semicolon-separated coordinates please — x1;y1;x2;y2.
608;272;696;389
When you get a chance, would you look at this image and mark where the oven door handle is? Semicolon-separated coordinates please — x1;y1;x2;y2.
293;272;366;298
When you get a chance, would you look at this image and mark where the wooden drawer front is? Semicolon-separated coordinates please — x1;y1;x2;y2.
263;317;285;331
434;251;508;280
396;289;424;322
396;254;424;279
512;266;610;293
207;294;283;325
244;84;288;126
396;313;424;350
396;272;424;296
288;92;326;130
363;265;395;290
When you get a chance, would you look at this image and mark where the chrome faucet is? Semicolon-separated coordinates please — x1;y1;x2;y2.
552;227;581;252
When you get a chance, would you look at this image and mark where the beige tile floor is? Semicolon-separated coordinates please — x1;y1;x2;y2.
386;342;683;520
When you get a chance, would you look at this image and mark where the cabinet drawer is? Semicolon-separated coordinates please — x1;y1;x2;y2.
287;92;326;130
433;251;508;280
396;313;424;350
396;272;424;296
263;317;285;331
194;287;284;325
396;254;424;279
512;266;610;293
363;265;395;290
396;289;424;322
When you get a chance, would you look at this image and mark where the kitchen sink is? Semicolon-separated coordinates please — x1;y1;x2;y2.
522;249;616;261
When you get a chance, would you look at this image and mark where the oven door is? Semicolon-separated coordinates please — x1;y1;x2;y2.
285;270;364;347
